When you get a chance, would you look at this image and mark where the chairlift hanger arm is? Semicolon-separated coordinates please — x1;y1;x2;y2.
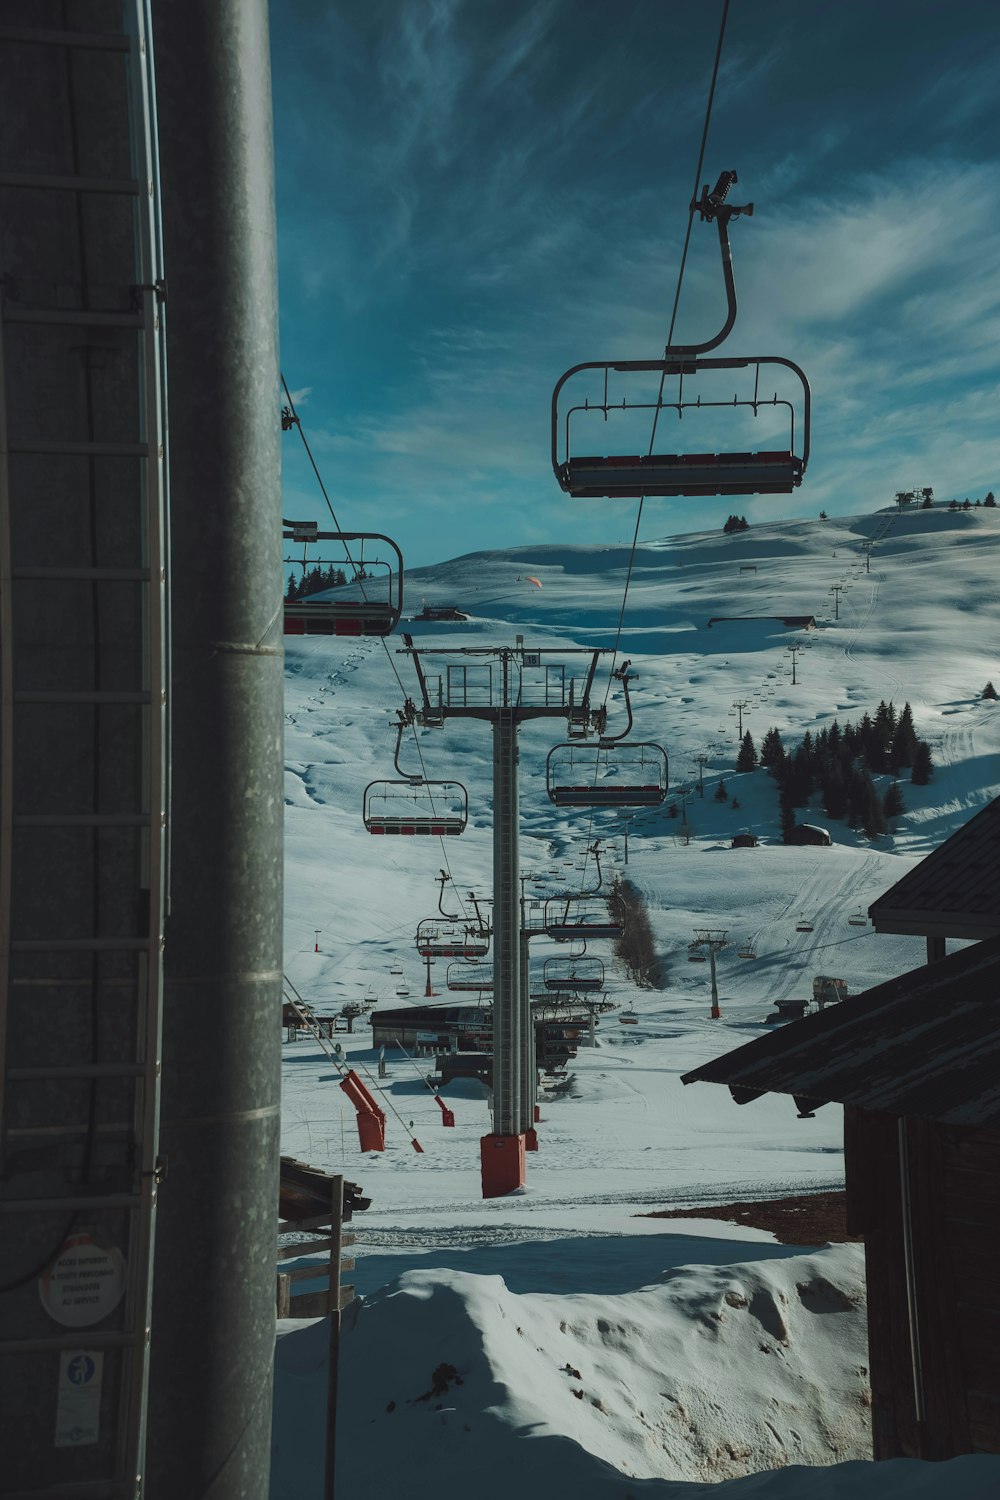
599;664;635;744
392;711;422;781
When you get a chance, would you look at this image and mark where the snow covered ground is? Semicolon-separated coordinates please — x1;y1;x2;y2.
274;505;1000;1496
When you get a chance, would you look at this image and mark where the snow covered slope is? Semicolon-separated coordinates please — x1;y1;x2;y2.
275;504;1000;1497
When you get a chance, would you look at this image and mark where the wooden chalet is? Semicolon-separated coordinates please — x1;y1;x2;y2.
682;934;1000;1461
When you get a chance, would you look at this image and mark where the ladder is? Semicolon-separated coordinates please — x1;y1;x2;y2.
0;5;168;1494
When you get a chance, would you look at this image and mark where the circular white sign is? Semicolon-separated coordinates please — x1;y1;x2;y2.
39;1235;127;1327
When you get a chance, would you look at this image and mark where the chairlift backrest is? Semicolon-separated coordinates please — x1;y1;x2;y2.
546;741;668;809
363;780;468;836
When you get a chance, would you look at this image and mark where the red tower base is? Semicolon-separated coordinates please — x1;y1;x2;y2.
533;1104;541;1122
480;1133;526;1197
524;1128;538;1152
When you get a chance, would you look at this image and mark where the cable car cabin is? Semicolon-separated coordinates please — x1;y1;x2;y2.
282;522;403;637
544;896;625;943
546;742;668;809
446;963;493;992
551;357;810;500
415;919;490;960
363;780;468;836
542;956;604;992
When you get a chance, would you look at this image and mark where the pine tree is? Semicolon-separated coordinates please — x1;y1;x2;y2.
984;492;996;508
285;573;299;602
822;765;849;821
963;498;971;510
911;741;934;785
739;515;749;531
921;491;933;508
759;726;785;771
890;703;919;769
983;681;998;700
736;731;757;773
883;780;906;823
714;779;728;802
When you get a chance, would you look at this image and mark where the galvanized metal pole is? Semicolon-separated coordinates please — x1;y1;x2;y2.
325;1175;345;1498
492;707;521;1137
147;3;283;1496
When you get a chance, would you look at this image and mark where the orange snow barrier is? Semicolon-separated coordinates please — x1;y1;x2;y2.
339;1069;386;1152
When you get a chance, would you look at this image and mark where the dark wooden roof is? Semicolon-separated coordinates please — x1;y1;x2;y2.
868;796;1000;940
681;934;1000;1128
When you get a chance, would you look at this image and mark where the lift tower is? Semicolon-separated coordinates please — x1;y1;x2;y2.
398;639;609;1196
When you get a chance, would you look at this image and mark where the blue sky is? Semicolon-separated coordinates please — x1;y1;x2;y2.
270;0;1000;569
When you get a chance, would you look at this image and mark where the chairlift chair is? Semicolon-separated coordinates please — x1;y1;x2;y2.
446;962;493;992
618;1009;639;1025
544;895;625;942
687;943;706;963
848;909;868;927
795;915;814;933
737;943;757;960
363;779;468;836
551;173;810;501
546;741;668;808
415;918;490;960
542;956;605;992
283;521;404;636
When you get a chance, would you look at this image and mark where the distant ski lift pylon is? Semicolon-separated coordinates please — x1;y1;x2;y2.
416;919;490;960
283;519;403;637
551;172;810;501
546;741;667;808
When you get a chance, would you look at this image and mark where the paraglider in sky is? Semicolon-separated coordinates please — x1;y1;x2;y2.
524;575;542;589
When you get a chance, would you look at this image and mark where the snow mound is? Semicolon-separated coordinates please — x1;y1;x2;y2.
271;1242;1000;1496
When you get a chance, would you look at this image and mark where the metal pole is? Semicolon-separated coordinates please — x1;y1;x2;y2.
148;4;283;1496
325;1175;345;1498
709;948;721;1019
491;707;521;1139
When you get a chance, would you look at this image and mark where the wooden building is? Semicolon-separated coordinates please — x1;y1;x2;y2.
869;794;1000;961
682;934;1000;1460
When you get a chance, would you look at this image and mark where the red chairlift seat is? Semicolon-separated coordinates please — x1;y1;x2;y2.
363;779;468;836
283;522;403;637
562;447;803;500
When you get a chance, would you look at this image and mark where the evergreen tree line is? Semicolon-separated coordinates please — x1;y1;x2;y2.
286;564;348;601
610;878;662;988
723;514;750;533
737;701;933;841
